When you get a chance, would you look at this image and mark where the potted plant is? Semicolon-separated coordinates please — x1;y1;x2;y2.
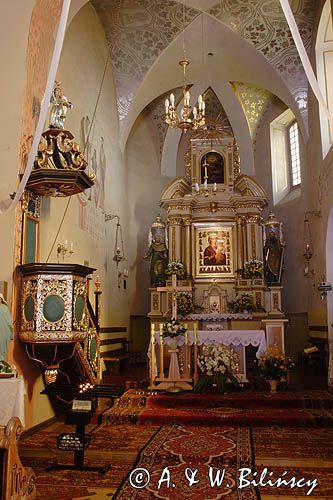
162;318;187;349
258;346;295;392
193;344;239;393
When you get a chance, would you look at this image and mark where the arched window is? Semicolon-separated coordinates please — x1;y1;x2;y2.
316;0;333;158
270;110;302;205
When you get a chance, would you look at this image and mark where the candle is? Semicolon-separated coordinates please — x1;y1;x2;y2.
195;182;199;192
64;240;68;250
170;93;175;107
213;182;217;192
165;98;169;113
70;241;73;251
193;106;197;117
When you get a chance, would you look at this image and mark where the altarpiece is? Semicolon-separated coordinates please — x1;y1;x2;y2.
147;137;287;390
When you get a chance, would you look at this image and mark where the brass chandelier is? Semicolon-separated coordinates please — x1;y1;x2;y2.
164;60;205;132
164;1;205;132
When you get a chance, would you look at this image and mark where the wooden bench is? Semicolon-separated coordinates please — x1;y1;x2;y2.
0;417;36;499
100;336;131;375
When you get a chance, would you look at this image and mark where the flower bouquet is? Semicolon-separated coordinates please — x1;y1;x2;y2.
236;259;264;279
0;360;15;377
193;344;239;393
229;293;259;313
165;261;187;280
177;292;195;316
162;318;187;338
258;346;294;381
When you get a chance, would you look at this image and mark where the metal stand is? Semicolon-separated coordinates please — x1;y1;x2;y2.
46;410;110;474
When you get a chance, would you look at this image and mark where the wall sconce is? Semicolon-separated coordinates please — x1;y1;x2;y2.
105;213;125;266
318;281;332;300
57;240;74;262
303;211;320;276
118;268;129;289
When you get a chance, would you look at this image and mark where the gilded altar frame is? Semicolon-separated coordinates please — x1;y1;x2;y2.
194;223;235;280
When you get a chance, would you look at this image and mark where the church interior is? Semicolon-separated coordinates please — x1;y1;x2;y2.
1;0;333;498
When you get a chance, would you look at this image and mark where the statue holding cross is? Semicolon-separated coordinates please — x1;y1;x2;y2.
157;274;192;319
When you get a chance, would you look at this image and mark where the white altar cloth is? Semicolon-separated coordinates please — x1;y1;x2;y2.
0;377;25;426
150;330;267;359
185;313;252;321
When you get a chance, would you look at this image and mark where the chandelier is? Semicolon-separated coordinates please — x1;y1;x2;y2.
164;60;205;132
164;1;205;132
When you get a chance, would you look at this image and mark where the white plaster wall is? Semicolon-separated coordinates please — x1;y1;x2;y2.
0;0;35;298
126;111;172;316
40;3;129;327
254;99;307;315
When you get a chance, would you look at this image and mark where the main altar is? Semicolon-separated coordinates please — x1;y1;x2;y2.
146;137;287;391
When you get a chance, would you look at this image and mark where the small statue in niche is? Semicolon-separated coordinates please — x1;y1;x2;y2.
49;81;73;130
0;293;13;361
144;215;169;287
263;212;285;286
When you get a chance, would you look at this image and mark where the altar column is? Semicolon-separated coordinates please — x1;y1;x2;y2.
183;217;192;275
241;217;249;262
236;216;244;270
168;216;183;262
245;215;262;260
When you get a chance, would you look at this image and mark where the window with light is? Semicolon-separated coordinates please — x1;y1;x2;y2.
288;122;301;187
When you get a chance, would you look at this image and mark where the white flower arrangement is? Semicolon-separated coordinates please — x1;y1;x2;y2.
162;318;187;338
194;344;239;393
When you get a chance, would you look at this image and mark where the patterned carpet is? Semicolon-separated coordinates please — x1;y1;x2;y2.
115;424;260;499
20;419;333;499
19;390;333;498
103;389;333;427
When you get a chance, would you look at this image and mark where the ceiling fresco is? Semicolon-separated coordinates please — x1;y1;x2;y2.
231;82;275;139
209;0;314;117
92;0;314;122
92;0;200;120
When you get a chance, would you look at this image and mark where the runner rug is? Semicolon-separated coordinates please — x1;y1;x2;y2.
114;424;260;499
103;390;333;428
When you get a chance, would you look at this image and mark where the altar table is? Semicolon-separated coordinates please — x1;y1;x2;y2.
0;377;25;426
149;330;267;384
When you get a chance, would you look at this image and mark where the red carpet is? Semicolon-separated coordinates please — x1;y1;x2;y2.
103;389;333;427
115;424;260;499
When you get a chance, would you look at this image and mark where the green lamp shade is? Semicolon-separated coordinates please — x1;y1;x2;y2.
43;295;65;322
89;337;97;361
24;296;35;322
74;295;85;322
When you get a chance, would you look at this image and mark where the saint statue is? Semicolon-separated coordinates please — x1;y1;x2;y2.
144;215;169;287
263;212;285;286
0;293;13;361
49;81;73;130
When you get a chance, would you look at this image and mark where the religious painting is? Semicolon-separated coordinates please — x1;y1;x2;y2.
200;151;225;184
195;225;234;278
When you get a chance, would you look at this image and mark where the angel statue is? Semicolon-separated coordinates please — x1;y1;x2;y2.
49;81;73;129
144;214;169;287
0;293;13;361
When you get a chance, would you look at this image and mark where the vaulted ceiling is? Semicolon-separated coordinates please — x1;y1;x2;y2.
72;0;315;170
